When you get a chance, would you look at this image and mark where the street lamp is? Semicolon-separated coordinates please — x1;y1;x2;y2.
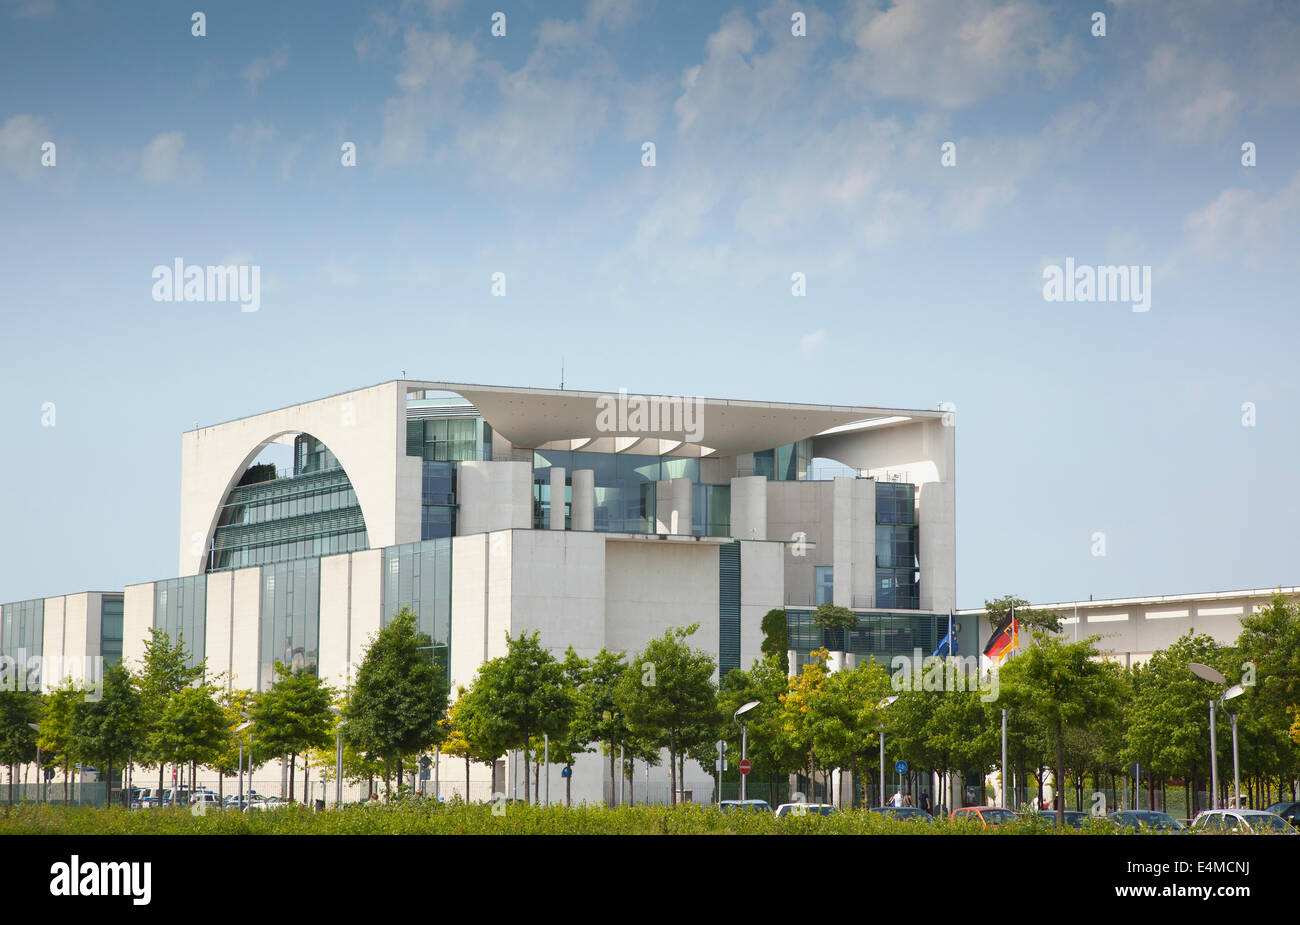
28;723;40;804
235;718;254;811
734;701;760;802
1188;663;1245;811
877;696;897;807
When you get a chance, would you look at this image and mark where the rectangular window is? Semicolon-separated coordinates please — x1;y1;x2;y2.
815;566;834;605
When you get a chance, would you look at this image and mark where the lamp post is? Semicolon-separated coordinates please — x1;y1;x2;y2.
734;701;759;802
28;723;40;804
1188;663;1245;811
1001;708;1009;809
877;696;898;807
235;719;254;811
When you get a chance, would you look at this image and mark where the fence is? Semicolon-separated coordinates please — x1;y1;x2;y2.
0;782;109;807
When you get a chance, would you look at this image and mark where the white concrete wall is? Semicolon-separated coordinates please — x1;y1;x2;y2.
230;567;261;690
729;475;768;541
349;549;383;670
739;540;784;668
603;538;721;665
178;381;413;576
768;480;834;608
509;530;606;661
448;532;514;691
457;461;533;535
549;467;566;530
918;480;956;613
123;582;154;668
205;571;234;687
42;595;66;668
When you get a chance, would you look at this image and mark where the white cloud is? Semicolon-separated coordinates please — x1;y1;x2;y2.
1183;172;1300;267
228;120;277;153
243;47;290;92
842;0;1075;108
801;329;825;359
140;131;195;184
0;113;51;179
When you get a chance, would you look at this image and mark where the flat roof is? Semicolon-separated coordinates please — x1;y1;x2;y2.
956;586;1300;614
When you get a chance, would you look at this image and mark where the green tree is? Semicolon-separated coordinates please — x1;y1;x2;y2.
1123;632;1231;815
812;604;858;652
0;689;41;804
136;627;205;795
760;609;789;668
718;654;801;805
807;660;895;807
568;647;630;805
212;688;257;801
984;594;1061;634
1000;633;1125;826
37;678;83;803
616;624;719;807
455;681;515;799
72;663;144;807
343;608;449;797
154;684;227;801
460;631;573;804
251;662;335;803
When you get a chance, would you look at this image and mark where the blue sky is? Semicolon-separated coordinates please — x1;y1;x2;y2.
2;0;1298;607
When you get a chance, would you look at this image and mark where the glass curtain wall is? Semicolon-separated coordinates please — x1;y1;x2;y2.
155;576;207;670
382;539;452;681
259;559;320;690
0;598;44;659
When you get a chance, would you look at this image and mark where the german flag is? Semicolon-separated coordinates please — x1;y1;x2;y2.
983;608;1019;664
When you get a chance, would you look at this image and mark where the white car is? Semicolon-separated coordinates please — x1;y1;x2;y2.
189;792;222;810
1190;809;1295;834
775;802;839;818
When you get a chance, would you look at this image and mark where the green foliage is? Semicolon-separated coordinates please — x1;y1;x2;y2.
136;628;205;771
0;689;42;769
615;624;719;805
251;662;335;767
1000;633;1125;824
984;594;1061;634
154;683;227;774
759;609;789;665
343;608;449;775
0;802;1231;836
71;663;144;801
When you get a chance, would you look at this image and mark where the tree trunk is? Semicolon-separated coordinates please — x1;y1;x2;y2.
1055;720;1065;828
396;757;403;799
288;753;297;802
608;743;616;807
303;761;309;806
566;766;572;808
465;758;470;802
669;733;678;807
522;745;530;806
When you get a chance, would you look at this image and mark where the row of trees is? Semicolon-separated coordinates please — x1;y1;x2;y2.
4;594;1298;819
0;610;447;806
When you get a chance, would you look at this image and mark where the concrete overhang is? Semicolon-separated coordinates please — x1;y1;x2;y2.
405;380;941;458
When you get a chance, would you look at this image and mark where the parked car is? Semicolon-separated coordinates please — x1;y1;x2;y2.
869;806;933;822
950;806;1020;827
190;792;222;811
1263;801;1300;828
1035;810;1095;829
1109;810;1186;833
717;799;773;814
775;802;838;817
1190;809;1296;834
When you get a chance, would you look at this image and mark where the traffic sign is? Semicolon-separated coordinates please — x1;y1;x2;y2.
739;759;751;776
895;760;908;775
561;766;571;778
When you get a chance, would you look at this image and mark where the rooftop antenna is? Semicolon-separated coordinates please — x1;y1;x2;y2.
401;369;406;379
560;357;565;391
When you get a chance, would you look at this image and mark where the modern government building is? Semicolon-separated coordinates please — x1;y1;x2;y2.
0;379;1289;805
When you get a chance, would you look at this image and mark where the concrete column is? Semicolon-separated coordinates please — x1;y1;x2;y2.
655;479;671;533
549;467;566;530
729;475;767;541
571;469;594;531
670;477;692;535
832;478;854;608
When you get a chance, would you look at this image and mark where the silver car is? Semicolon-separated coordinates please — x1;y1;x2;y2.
1190;809;1296;834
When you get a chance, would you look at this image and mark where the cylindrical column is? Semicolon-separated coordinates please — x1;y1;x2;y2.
549;468;566;530
1209;700;1218;811
571;469;595;531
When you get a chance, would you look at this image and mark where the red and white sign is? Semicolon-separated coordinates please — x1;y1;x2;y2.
739;760;751;776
